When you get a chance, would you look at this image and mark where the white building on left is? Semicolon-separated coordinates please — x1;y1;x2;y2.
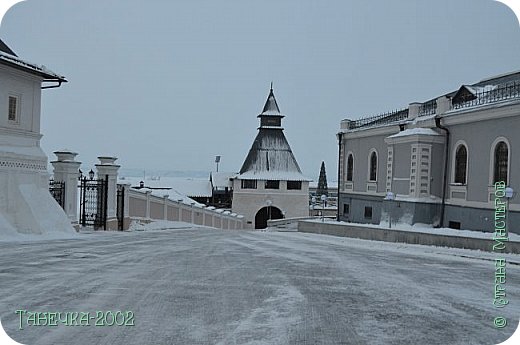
0;39;74;237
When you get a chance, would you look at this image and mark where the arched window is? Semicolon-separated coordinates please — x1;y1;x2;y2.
346;154;353;182
454;145;467;184
494;142;509;183
369;151;377;181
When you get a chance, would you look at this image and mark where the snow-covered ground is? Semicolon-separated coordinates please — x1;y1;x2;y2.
0;224;518;344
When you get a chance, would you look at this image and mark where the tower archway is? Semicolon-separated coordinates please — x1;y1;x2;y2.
255;206;283;229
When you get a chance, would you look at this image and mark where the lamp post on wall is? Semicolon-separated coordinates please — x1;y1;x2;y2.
266;199;272;222
384;192;396;229
320;194;327;222
311;196;316;217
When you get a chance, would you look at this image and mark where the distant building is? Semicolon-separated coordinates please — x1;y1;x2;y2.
209;171;235;208
337;70;519;233
231;87;310;229
0;39;72;235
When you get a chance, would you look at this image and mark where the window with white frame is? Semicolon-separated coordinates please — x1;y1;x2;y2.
369;151;377;182
8;95;18;122
454;144;467;184
493;141;509;184
346;154;354;182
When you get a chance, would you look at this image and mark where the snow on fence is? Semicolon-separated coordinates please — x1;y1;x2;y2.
126;187;244;230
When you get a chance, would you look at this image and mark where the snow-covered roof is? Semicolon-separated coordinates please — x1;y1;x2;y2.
239;129;306;177
0;39;66;81
210;171;235;189
309;181;338;189
388;128;440;138
128;186;204;207
118;176;212;198
236;171;311;181
239;87;309;181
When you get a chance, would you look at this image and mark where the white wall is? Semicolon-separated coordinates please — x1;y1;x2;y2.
231;179;309;228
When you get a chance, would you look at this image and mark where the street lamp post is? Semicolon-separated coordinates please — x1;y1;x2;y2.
311;196;316;217
320;194;327;222
215;155;221;172
384;192;396;229
266;200;272;222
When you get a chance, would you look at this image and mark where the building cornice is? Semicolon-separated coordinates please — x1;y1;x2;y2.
384;133;445;145
442;100;520;126
341;124;400;140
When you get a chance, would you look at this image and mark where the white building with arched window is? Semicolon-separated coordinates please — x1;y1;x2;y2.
337;70;519;233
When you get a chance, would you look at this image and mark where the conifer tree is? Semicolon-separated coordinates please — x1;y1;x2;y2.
316;161;328;197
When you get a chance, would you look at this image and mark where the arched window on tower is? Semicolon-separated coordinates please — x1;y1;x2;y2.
346;154;353;182
494;141;509;184
454;145;467;184
369;152;377;182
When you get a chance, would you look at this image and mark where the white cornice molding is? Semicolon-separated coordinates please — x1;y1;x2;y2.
384;133;445;145
0;127;42;140
442;100;520;126
341;125;400;139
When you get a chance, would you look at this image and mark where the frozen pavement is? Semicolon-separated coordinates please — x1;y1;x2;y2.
0;227;519;345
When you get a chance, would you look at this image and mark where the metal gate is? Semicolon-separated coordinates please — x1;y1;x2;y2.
79;175;108;230
49;179;65;209
116;184;125;231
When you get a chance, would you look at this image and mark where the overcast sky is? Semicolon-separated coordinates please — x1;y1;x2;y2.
1;0;519;180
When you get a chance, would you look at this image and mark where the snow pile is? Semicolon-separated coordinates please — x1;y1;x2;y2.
0;184;77;242
316;218;520;242
127;218;204;231
388;127;440;138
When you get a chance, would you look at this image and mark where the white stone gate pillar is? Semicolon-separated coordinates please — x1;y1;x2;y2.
95;156;120;228
51;150;81;224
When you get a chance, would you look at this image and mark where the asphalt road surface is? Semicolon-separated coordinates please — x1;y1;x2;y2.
0;227;518;345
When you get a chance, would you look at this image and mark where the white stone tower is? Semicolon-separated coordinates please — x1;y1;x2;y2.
231;86;310;229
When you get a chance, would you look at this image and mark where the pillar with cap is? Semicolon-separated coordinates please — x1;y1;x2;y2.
95;156;120;227
51;150;81;224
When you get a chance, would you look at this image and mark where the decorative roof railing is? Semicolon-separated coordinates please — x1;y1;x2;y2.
418;99;437;117
452;82;520;110
346;108;409;130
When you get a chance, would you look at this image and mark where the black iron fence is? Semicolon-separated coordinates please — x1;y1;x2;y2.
116;184;125;231
418;99;437;117
49;179;65;209
79;175;108;230
346;108;409;130
452;82;520;110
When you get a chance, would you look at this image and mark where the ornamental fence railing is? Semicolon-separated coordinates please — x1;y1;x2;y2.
452;82;520;110
346;108;409;130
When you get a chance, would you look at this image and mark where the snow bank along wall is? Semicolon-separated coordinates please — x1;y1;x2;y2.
298;220;520;254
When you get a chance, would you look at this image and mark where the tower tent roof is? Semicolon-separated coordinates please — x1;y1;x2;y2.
238;86;310;181
259;87;283;116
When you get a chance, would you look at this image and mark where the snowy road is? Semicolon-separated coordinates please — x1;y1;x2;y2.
0;227;519;345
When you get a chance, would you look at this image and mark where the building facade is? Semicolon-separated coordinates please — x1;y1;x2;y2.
338;71;519;234
232;87;310;229
0;39;73;236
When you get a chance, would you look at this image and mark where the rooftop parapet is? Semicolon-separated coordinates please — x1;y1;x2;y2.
341;108;409;131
